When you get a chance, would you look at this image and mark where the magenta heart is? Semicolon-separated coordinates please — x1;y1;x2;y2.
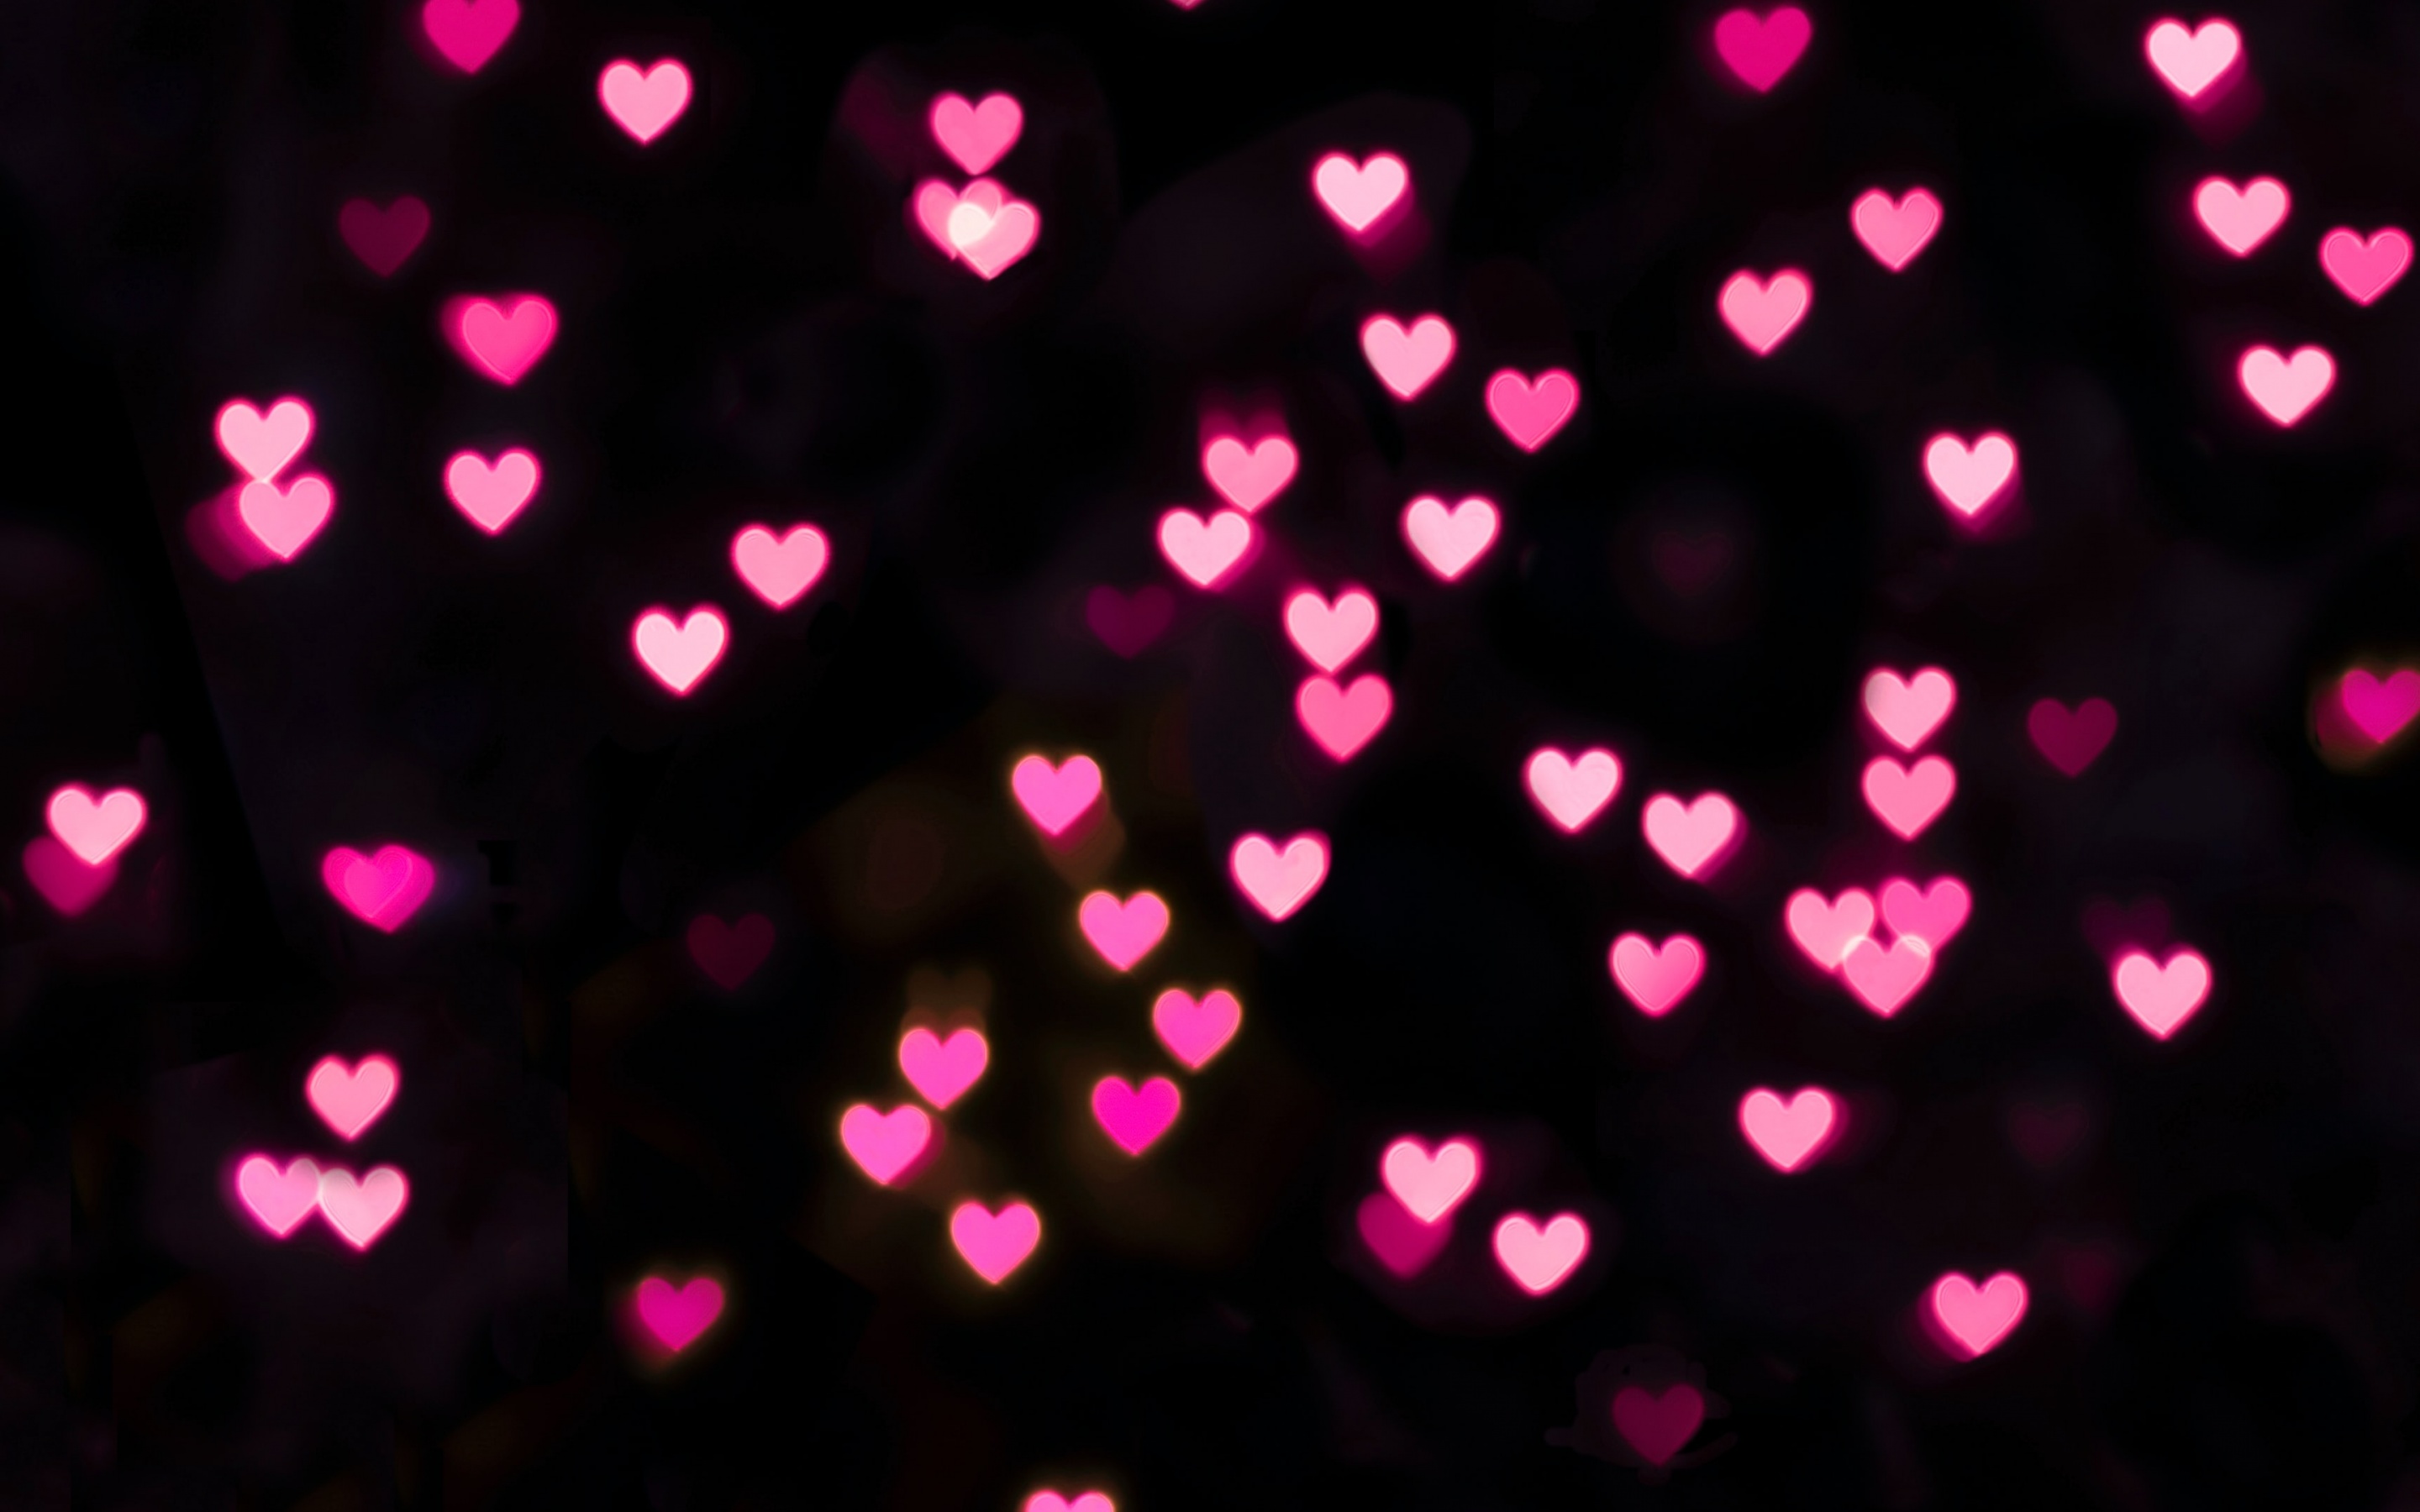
306;1055;399;1141
2320;227;2411;306
929;92;1022;176
2338;668;2420;743
599;59;692;145
1091;1075;1181;1155
2005;1095;2089;1171
635;1276;723;1352
1738;1088;1838;1173
1229;832;1328;921
1850;187;1940;271
1712;6;1812;92
839;1103;934;1185
235;1154;323;1237
1357;1189;1452;1278
1485;369;1579;452
2028;696;2117;774
1612;1383;1705;1466
1381;1137;1481;1222
1930;1271;2026;1358
317;1165;408;1249
338;197;430;276
421;0;518;74
448;294;556;385
687;913;774;990
950;1200;1041;1284
2079;895;2170;961
730;523;829;609
445;448;539;534
1152;988;1242;1069
1011;753;1104;837
1086;585;1173;656
1607;932;1703;1016
1077;890;1169;970
320;844;436;932
898;1026;988;1109
1202;434;1297;512
1297;673;1392;761
21;837;116;916
1360;313;1455;400
46;784;145;865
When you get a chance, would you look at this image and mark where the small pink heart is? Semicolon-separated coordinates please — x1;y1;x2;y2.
2028;697;2118;774
631;606;729;695
448;294;556;385
2111;948;2210;1039
1840;935;1932;1017
1878;876;1970;950
1360;313;1455;400
840;1103;934;1185
1923;432;2018;521
1930;1270;2026;1358
1381;1137;1480;1222
1612;1383;1705;1466
445;448;539;534
1092;1075;1181;1155
1285;588;1378;674
1525;748;1622;832
899;1026;988;1109
420;0;518;74
1229;832;1328;921
316;1165;408;1249
1862;755;1955;839
236;1155;324;1237
929;92;1022;176
687;913;774;990
1863;666;1956;752
238;475;334;560
1640;791;1740;879
320;844;435;932
338;197;430;277
2319;228;2411;306
2238;344;2333;427
21;837;115;916
1086;585;1173;656
1738;1087;1838;1173
1011;754;1103;837
46;785;145;865
1785;887;1875;970
306;1055;399;1141
1401;496;1499;580
1850;187;1941;271
599;59;691;144
1356;1189;1452;1277
2144;18;2241;101
1152;988;1241;1069
1078;890;1170;970
635;1276;723;1352
1492;1212;1588;1294
1297;674;1392;761
2338;668;2420;743
1607;932;1704;1016
950;1200;1041;1284
1157;507;1254;589
730;523;829;608
1718;269;1812;354
1311;151;1410;236
1202;434;1297;512
215;398;313;482
1486;368;1580;452
2195;176;2288;257
1712;7;1812;93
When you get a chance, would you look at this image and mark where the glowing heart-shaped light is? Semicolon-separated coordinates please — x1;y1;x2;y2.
2339;668;2420;743
215;398;312;482
1285;588;1378;673
1078;890;1170;970
1153;988;1241;1069
1361;313;1455;399
235;1155;322;1237
1739;1087;1838;1172
899;1026;989;1108
1024;1493;1115;1512
1311;151;1410;235
2144;18;2240;101
2111;948;2210;1039
729;523;829;608
1092;1075;1181;1155
2238;344;2333;427
2195;176;2288;256
1229;832;1328;921
598;59;691;144
1492;1212;1588;1294
840;1103;935;1185
1718;270;1811;354
22;838;115;916
1878;876;1970;950
631;606;729;695
1850;187;1941;271
688;913;773;990
238;475;334;560
2028;697;2117;774
1840;935;1931;1016
1381;1137;1480;1222
945;193;1041;279
1202;435;1297;512
1785;887;1875;970
1862;755;1955;839
445;448;539;534
2320;228;2412;306
1712;7;1812;92
307;1055;398;1141
1930;1270;2026;1358
635;1276;723;1352
1612;1384;1705;1467
320;844;435;932
1640;791;1740;879
1157;507;1254;589
1297;674;1392;761
1923;433;2018;520
1607;932;1703;1016
1486;369;1579;452
913;177;992;255
1401;496;1499;580
316;1165;408;1249
338;197;429;277
1863;667;1955;752
1358;1189;1452;1276
46;785;145;866
929;92;1022;175
1011;754;1103;836
950;1200;1040;1284
1525;748;1621;832
421;0;517;73
449;294;556;385
1086;585;1173;657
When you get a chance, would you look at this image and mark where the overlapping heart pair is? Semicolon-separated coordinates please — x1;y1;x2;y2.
235;1054;408;1250
21;781;148;917
912;92;1039;278
1355;1135;1592;1295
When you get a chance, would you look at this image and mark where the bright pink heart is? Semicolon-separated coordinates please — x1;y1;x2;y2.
1360;314;1455;399
420;0;518;74
1297;674;1392;761
1202;435;1297;512
22;838;115;916
1493;1212;1588;1294
1612;1384;1705;1466
2144;18;2241;101
2238;345;2333;427
1607;932;1704;1016
46;785;145;865
338;197;429;277
929;92;1022;176
1923;433;2017;520
1311;152;1410;235
1863;667;1955;752
912;177;989;255
1486;369;1580;452
1381;1137;1480;1222
236;1155;322;1237
1023;1492;1115;1512
316;1165;408;1249
729;523;829;608
635;1276;723;1352
1011;754;1103;836
1078;890;1170;970
1153;988;1241;1069
1840;935;1931;1016
1357;1189;1452;1277
1640;792;1740;879
307;1055;398;1141
1401;496;1500;580
1930;1271;2026;1358
1719;270;1810;354
2338;669;2420;743
445;449;539;534
687;913;774;990
1526;748;1622;832
1786;887;1875;970
2319;228;2411;306
1739;1087;1837;1172
1285;588;1378;673
1158;507;1254;589
840;1103;934;1185
899;1026;989;1108
1092;1075;1181;1155
1879;876;1970;950
910;178;1042;279
950;1200;1041;1284
238;475;334;560
1229;832;1328;921
2195;176;2288;256
320;844;435;932
216;398;312;482
1086;585;1173;656
449;295;555;385
1712;7;1812;92
1862;756;1954;839
631;606;728;695
2111;948;2210;1039
599;60;691;144
1850;188;1941;271
2028;697;2118;774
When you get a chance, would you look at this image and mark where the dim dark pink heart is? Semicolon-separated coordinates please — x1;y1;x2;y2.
1357;1189;1451;1277
421;0;518;74
1612;1384;1705;1466
22;837;116;916
2028;697;2117;774
687;913;774;989
338;197;430;276
1086;585;1174;656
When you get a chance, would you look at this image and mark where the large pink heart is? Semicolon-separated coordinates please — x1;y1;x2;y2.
421;0;518;73
1840;935;1932;1016
2339;668;2420;743
898;1026;988;1108
929;92;1021;176
1078;890;1169;970
1738;1088;1837;1172
1157;507;1254;588
1091;1075;1181;1155
1525;748;1621;832
22;837;116;916
598;60;691;144
445;448;539;534
2028;697;2117;774
1297;674;1392;761
1718;270;1811;354
320;844;436;932
1850;187;1940;271
2144;18;2240;101
317;1165;409;1249
1284;589;1377;674
1381;1137;1480;1222
1401;496;1499;580
1011;754;1103;837
1485;369;1579;452
1612;1383;1705;1466
215;398;312;482
339;197;430;278
2111;948;2209;1039
1862;666;1955;752
1360;314;1454;400
1229;832;1328;921
1862;756;1955;839
1712;7;1812;92
1785;887;1874;970
238;475;334;561
1607;932;1703;1016
235;1154;322;1237
2320;228;2411;306
839;1103;934;1185
687;913;774;990
1923;433;2018;521
1930;1270;2026;1358
2195;176;2288;256
1311;152;1409;236
1879;876;1970;950
46;784;145;865
635;1276;723;1351
1152;989;1241;1069
730;523;829;608
631;606;729;695
449;295;556;385
950;1200;1041;1284
1202;435;1297;512
1640;792;1740;879
307;1054;399;1141
2238;345;2333;427
1492;1212;1587;1294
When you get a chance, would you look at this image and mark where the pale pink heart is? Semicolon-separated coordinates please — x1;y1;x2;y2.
688;913;772;989
1297;674;1392;761
1086;585;1173;656
317;1165;408;1249
730;524;829;608
635;1276;723;1352
215;398;312;482
631;606;729;695
338;197;429;277
46;785;145;865
1607;933;1703;1016
1639;792;1739;879
1492;1212;1588;1294
1078;890;1170;970
1285;589;1378;673
929;92;1022;175
840;1103;935;1184
2028;697;2118;774
2111;949;2210;1039
1612;1384;1705;1467
1930;1271;2026;1358
946;189;1041;279
1712;7;1812;92
1862;756;1955;839
950;1200;1041;1284
1850;188;1941;271
1357;1190;1451;1277
1360;314;1455;400
1738;1087;1838;1172
451;295;556;384
1525;748;1622;832
1840;935;1931;1016
1153;988;1241;1069
2238;345;2333;427
420;0;518;73
1311;152;1410;234
306;1055;399;1141
1023;1494;1115;1512
912;177;1000;256
598;60;691;144
2339;669;2420;743
320;844;435;932
1092;1075;1181;1155
445;449;539;534
1863;667;1956;752
1879;876;1970;949
2319;228;2412;306
1157;507;1254;588
2195;176;2287;256
1785;887;1876;970
1381;1137;1480;1222
2144;18;2241;100
238;475;334;560
235;1156;322;1237
1010;754;1103;836
899;1026;989;1109
1923;433;2018;519
1229;832;1328;921
1202;435;1297;512
1486;369;1580;452
1718;270;1811;354
23;838;115;916
1401;496;1499;580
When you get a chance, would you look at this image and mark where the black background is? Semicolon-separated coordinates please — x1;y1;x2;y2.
4;0;2420;1507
